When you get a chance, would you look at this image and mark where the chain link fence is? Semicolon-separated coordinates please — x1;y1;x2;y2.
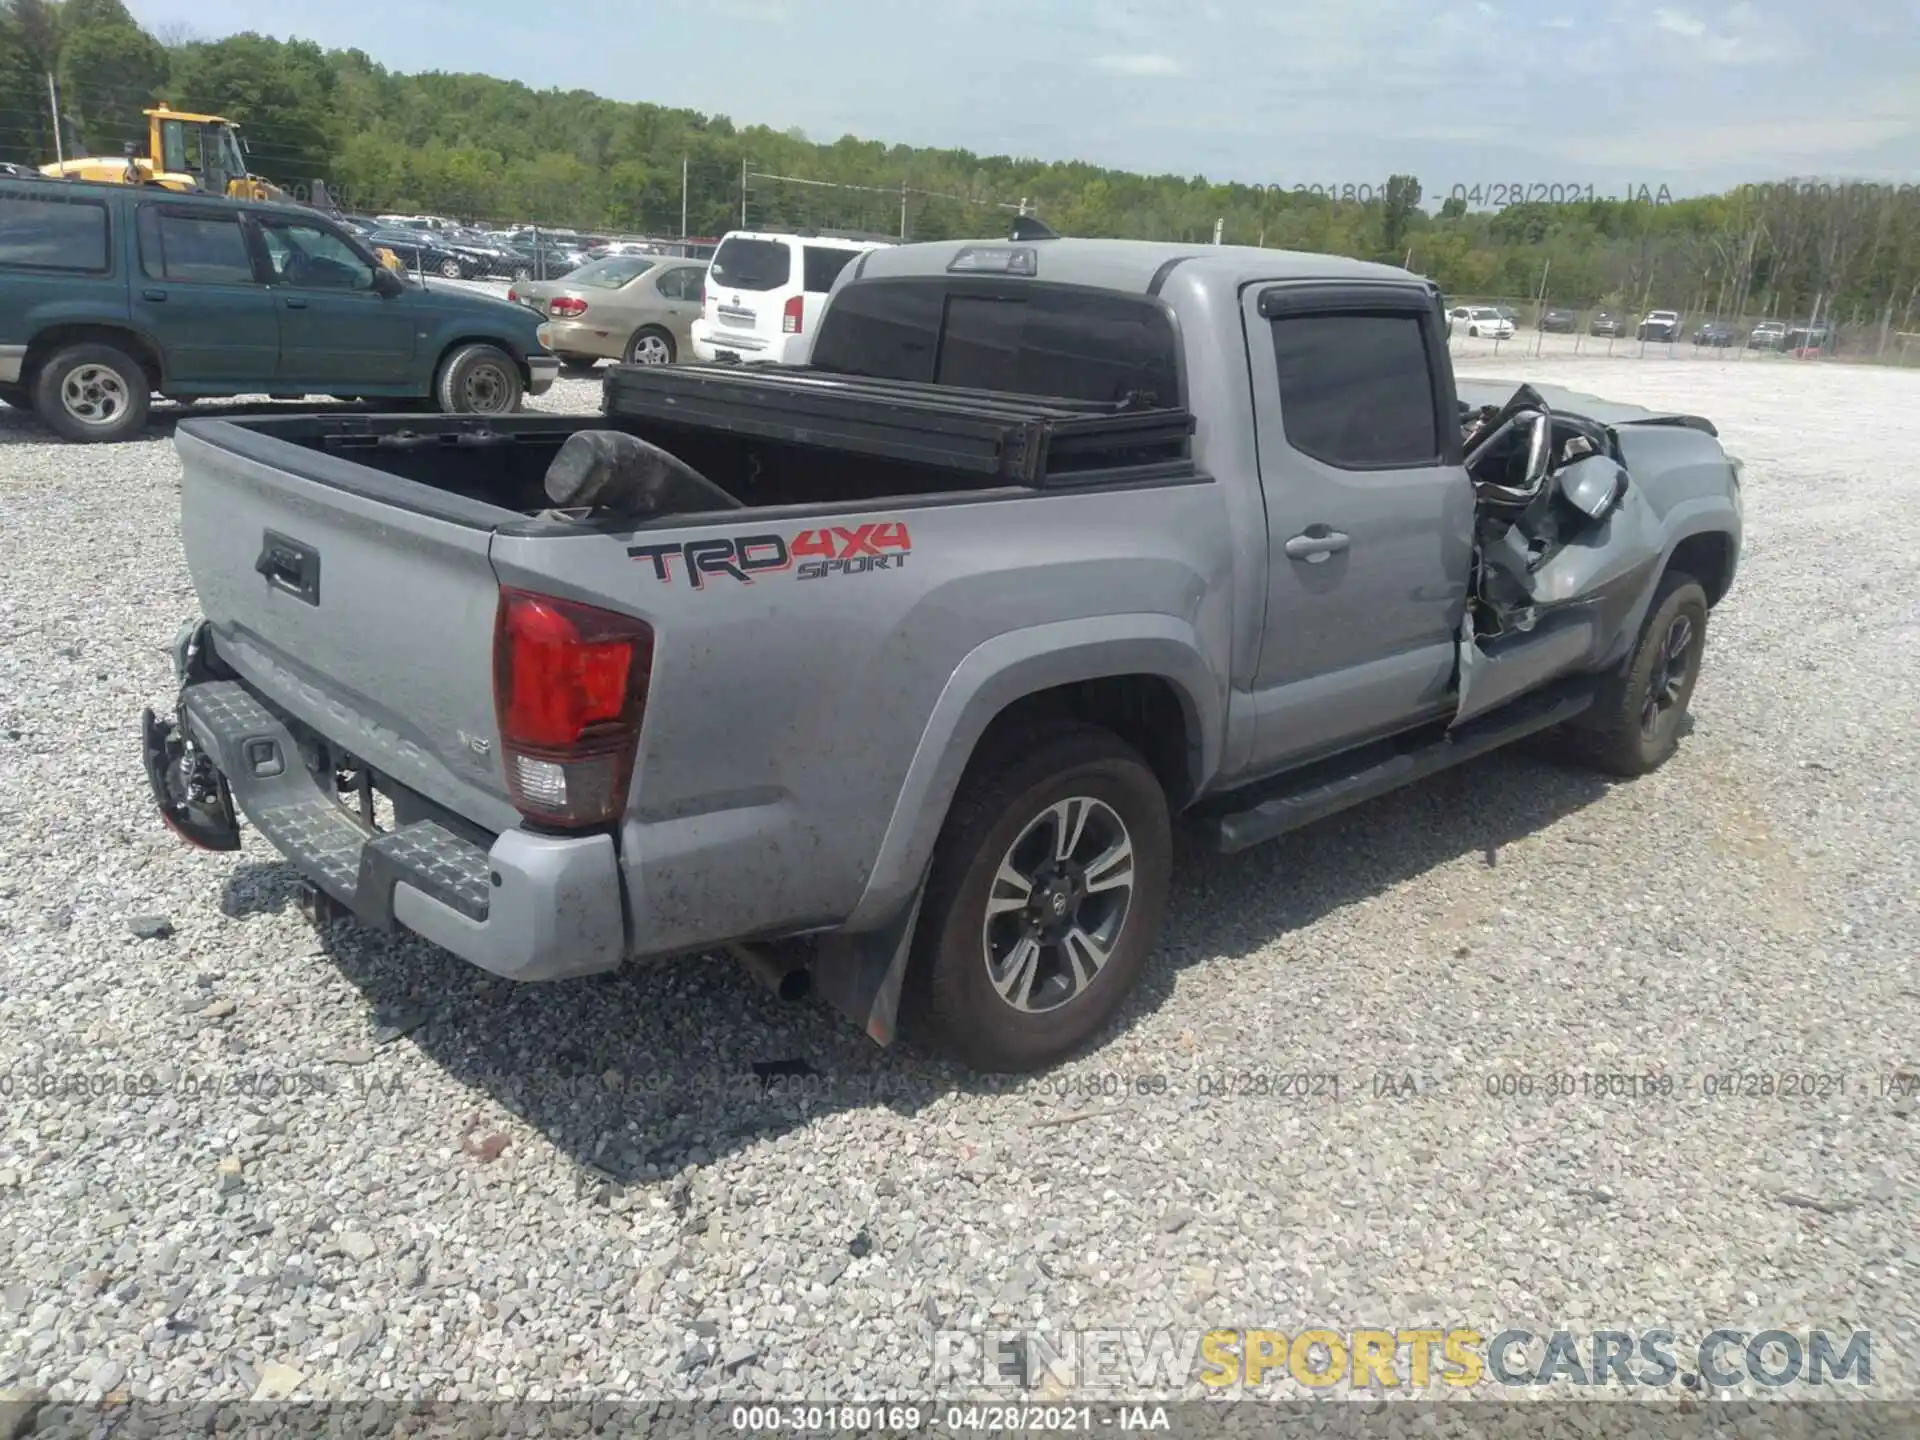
1440;296;1920;366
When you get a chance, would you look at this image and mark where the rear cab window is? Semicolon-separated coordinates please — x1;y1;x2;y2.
809;279;1181;409
709;237;791;291
0;188;112;274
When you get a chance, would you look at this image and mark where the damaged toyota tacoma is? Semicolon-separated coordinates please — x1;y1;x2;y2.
142;232;1742;1074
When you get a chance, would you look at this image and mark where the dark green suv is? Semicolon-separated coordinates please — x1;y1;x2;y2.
0;180;559;443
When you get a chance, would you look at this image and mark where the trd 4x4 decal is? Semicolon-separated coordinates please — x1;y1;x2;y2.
629;523;912;588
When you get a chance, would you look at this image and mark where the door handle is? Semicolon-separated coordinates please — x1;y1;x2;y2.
1284;528;1351;562
142;288;167;302
283;297;308;309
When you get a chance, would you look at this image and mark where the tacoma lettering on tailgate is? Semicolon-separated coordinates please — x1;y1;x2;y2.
628;523;912;588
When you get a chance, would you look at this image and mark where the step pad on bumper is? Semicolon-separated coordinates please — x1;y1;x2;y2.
183;680;490;926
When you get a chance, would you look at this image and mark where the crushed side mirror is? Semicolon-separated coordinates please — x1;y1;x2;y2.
1556;453;1628;523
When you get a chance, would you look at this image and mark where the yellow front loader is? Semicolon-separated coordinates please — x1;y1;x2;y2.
40;104;406;270
40;104;288;201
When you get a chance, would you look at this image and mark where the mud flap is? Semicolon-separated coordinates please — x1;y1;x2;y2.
810;870;930;1048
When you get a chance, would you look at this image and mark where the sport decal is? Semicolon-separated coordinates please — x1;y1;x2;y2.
628;523;912;588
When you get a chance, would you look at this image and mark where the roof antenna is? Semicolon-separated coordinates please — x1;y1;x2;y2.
1008;214;1058;242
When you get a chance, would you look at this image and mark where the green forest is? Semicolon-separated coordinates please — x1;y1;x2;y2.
5;0;1920;335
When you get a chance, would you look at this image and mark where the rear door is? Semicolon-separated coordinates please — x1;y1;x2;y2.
0;186;126;360
130;201;279;388
650;265;705;351
1242;282;1474;772
251;214;415;387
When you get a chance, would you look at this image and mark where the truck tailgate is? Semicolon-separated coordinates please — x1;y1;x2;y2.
174;421;517;834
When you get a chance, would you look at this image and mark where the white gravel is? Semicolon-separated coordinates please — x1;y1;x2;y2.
1;357;1917;1408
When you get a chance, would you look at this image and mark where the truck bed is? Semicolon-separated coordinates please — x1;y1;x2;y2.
186;364;1198;526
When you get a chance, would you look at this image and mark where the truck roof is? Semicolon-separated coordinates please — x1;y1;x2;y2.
853;236;1423;294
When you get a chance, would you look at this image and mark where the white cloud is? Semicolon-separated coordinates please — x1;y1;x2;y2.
1652;8;1707;36
1090;53;1185;76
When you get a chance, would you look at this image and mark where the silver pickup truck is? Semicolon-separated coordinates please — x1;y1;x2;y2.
142;233;1742;1073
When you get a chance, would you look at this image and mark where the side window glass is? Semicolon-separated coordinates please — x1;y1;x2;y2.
266;221;376;291
138;207;256;285
0;191;109;272
1267;312;1440;468
802;246;857;293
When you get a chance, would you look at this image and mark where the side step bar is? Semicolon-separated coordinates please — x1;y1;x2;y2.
1196;680;1598;854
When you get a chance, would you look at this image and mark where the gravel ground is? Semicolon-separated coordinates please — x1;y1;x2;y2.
0;358;1916;1410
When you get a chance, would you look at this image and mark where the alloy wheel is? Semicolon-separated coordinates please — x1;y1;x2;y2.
980;797;1135;1014
1640;613;1696;738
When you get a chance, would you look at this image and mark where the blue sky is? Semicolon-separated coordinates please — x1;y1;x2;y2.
127;0;1920;195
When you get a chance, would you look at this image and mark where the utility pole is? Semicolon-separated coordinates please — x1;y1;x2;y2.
47;73;64;165
681;156;689;239
740;156;748;227
1211;217;1223;245
899;180;908;241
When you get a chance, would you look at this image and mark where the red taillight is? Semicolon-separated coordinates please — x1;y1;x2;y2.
548;295;588;318
493;588;653;829
506;287;517;304
782;293;803;335
699;281;707;306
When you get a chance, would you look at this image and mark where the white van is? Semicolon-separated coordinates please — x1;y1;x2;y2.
690;230;894;365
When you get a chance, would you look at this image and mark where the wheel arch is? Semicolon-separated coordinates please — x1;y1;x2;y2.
841;615;1220;934
24;324;166;391
1666;529;1736;607
432;335;533;391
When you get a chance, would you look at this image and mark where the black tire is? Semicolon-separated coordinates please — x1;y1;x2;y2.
0;382;29;411
512;266;532;282
434;343;524;415
1563;571;1709;777
625;326;676;366
437;257;464;279
31;341;151;443
905;722;1172;1074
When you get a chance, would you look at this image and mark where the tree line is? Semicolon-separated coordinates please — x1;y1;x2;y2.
4;0;1919;333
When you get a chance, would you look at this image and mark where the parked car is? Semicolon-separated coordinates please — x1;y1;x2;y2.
1448;305;1515;340
1538;307;1577;333
365;227;486;279
1637;309;1682;342
1589;310;1628;337
379;213;456;233
692;229;894;364
0;161;41;179
441;228;519;277
1785;323;1835;354
509;254;707;367
504;239;580;282
1692;322;1736;347
141;234;1742;1073
0;178;556;441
